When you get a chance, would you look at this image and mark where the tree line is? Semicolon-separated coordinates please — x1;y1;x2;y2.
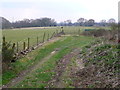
0;17;118;29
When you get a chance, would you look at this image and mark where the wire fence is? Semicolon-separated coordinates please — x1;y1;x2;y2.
4;29;67;55
2;28;82;60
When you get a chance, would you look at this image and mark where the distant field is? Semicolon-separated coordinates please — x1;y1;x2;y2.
2;27;58;43
2;26;108;42
2;26;108;52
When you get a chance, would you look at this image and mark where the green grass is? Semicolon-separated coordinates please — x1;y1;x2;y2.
0;75;2;87
2;28;58;52
2;71;16;85
2;36;71;85
2;26;109;43
3;36;95;86
2;28;56;42
2;26;97;86
2;27;102;43
11;36;95;88
2;37;63;85
2;26;107;52
14;46;71;88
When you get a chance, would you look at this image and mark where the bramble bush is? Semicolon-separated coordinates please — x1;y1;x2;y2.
82;24;119;43
2;36;15;71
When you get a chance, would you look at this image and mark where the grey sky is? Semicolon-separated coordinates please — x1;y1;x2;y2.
0;0;119;23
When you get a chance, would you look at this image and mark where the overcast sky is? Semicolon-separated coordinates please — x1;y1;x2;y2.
0;0;119;23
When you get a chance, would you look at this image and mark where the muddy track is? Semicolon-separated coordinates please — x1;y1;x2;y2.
47;49;80;88
2;37;60;88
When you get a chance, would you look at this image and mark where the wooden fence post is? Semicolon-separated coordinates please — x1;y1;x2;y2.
56;30;58;35
43;32;46;43
12;43;15;54
78;29;80;36
23;42;25;51
50;32;55;39
12;43;16;55
3;36;5;42
17;42;19;53
28;38;30;49
12;43;15;49
47;33;49;41
3;36;6;46
37;37;38;45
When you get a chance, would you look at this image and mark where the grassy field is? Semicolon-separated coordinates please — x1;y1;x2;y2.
2;27;58;52
2;26;109;42
2;26;113;88
2;26;106;52
2;35;95;88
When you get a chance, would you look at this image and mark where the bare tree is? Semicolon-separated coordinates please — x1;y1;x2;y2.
87;19;95;26
100;19;106;26
77;18;85;26
66;20;72;26
108;18;116;24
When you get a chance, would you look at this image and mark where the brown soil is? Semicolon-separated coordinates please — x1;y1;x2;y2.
71;65;119;88
47;49;80;88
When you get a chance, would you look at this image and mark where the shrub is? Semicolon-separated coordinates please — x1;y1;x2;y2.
2;36;15;71
110;23;119;30
82;29;107;37
82;28;119;42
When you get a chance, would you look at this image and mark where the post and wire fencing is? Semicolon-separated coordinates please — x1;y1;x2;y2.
3;29;66;59
2;28;82;61
15;28;82;54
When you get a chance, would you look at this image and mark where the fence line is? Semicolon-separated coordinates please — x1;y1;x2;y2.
47;33;49;41
3;28;81;59
28;38;30;49
42;32;46;43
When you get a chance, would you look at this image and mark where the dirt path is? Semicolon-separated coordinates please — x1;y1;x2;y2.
47;49;80;88
3;37;61;88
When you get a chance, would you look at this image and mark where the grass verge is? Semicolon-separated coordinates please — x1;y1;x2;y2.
12;36;94;88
